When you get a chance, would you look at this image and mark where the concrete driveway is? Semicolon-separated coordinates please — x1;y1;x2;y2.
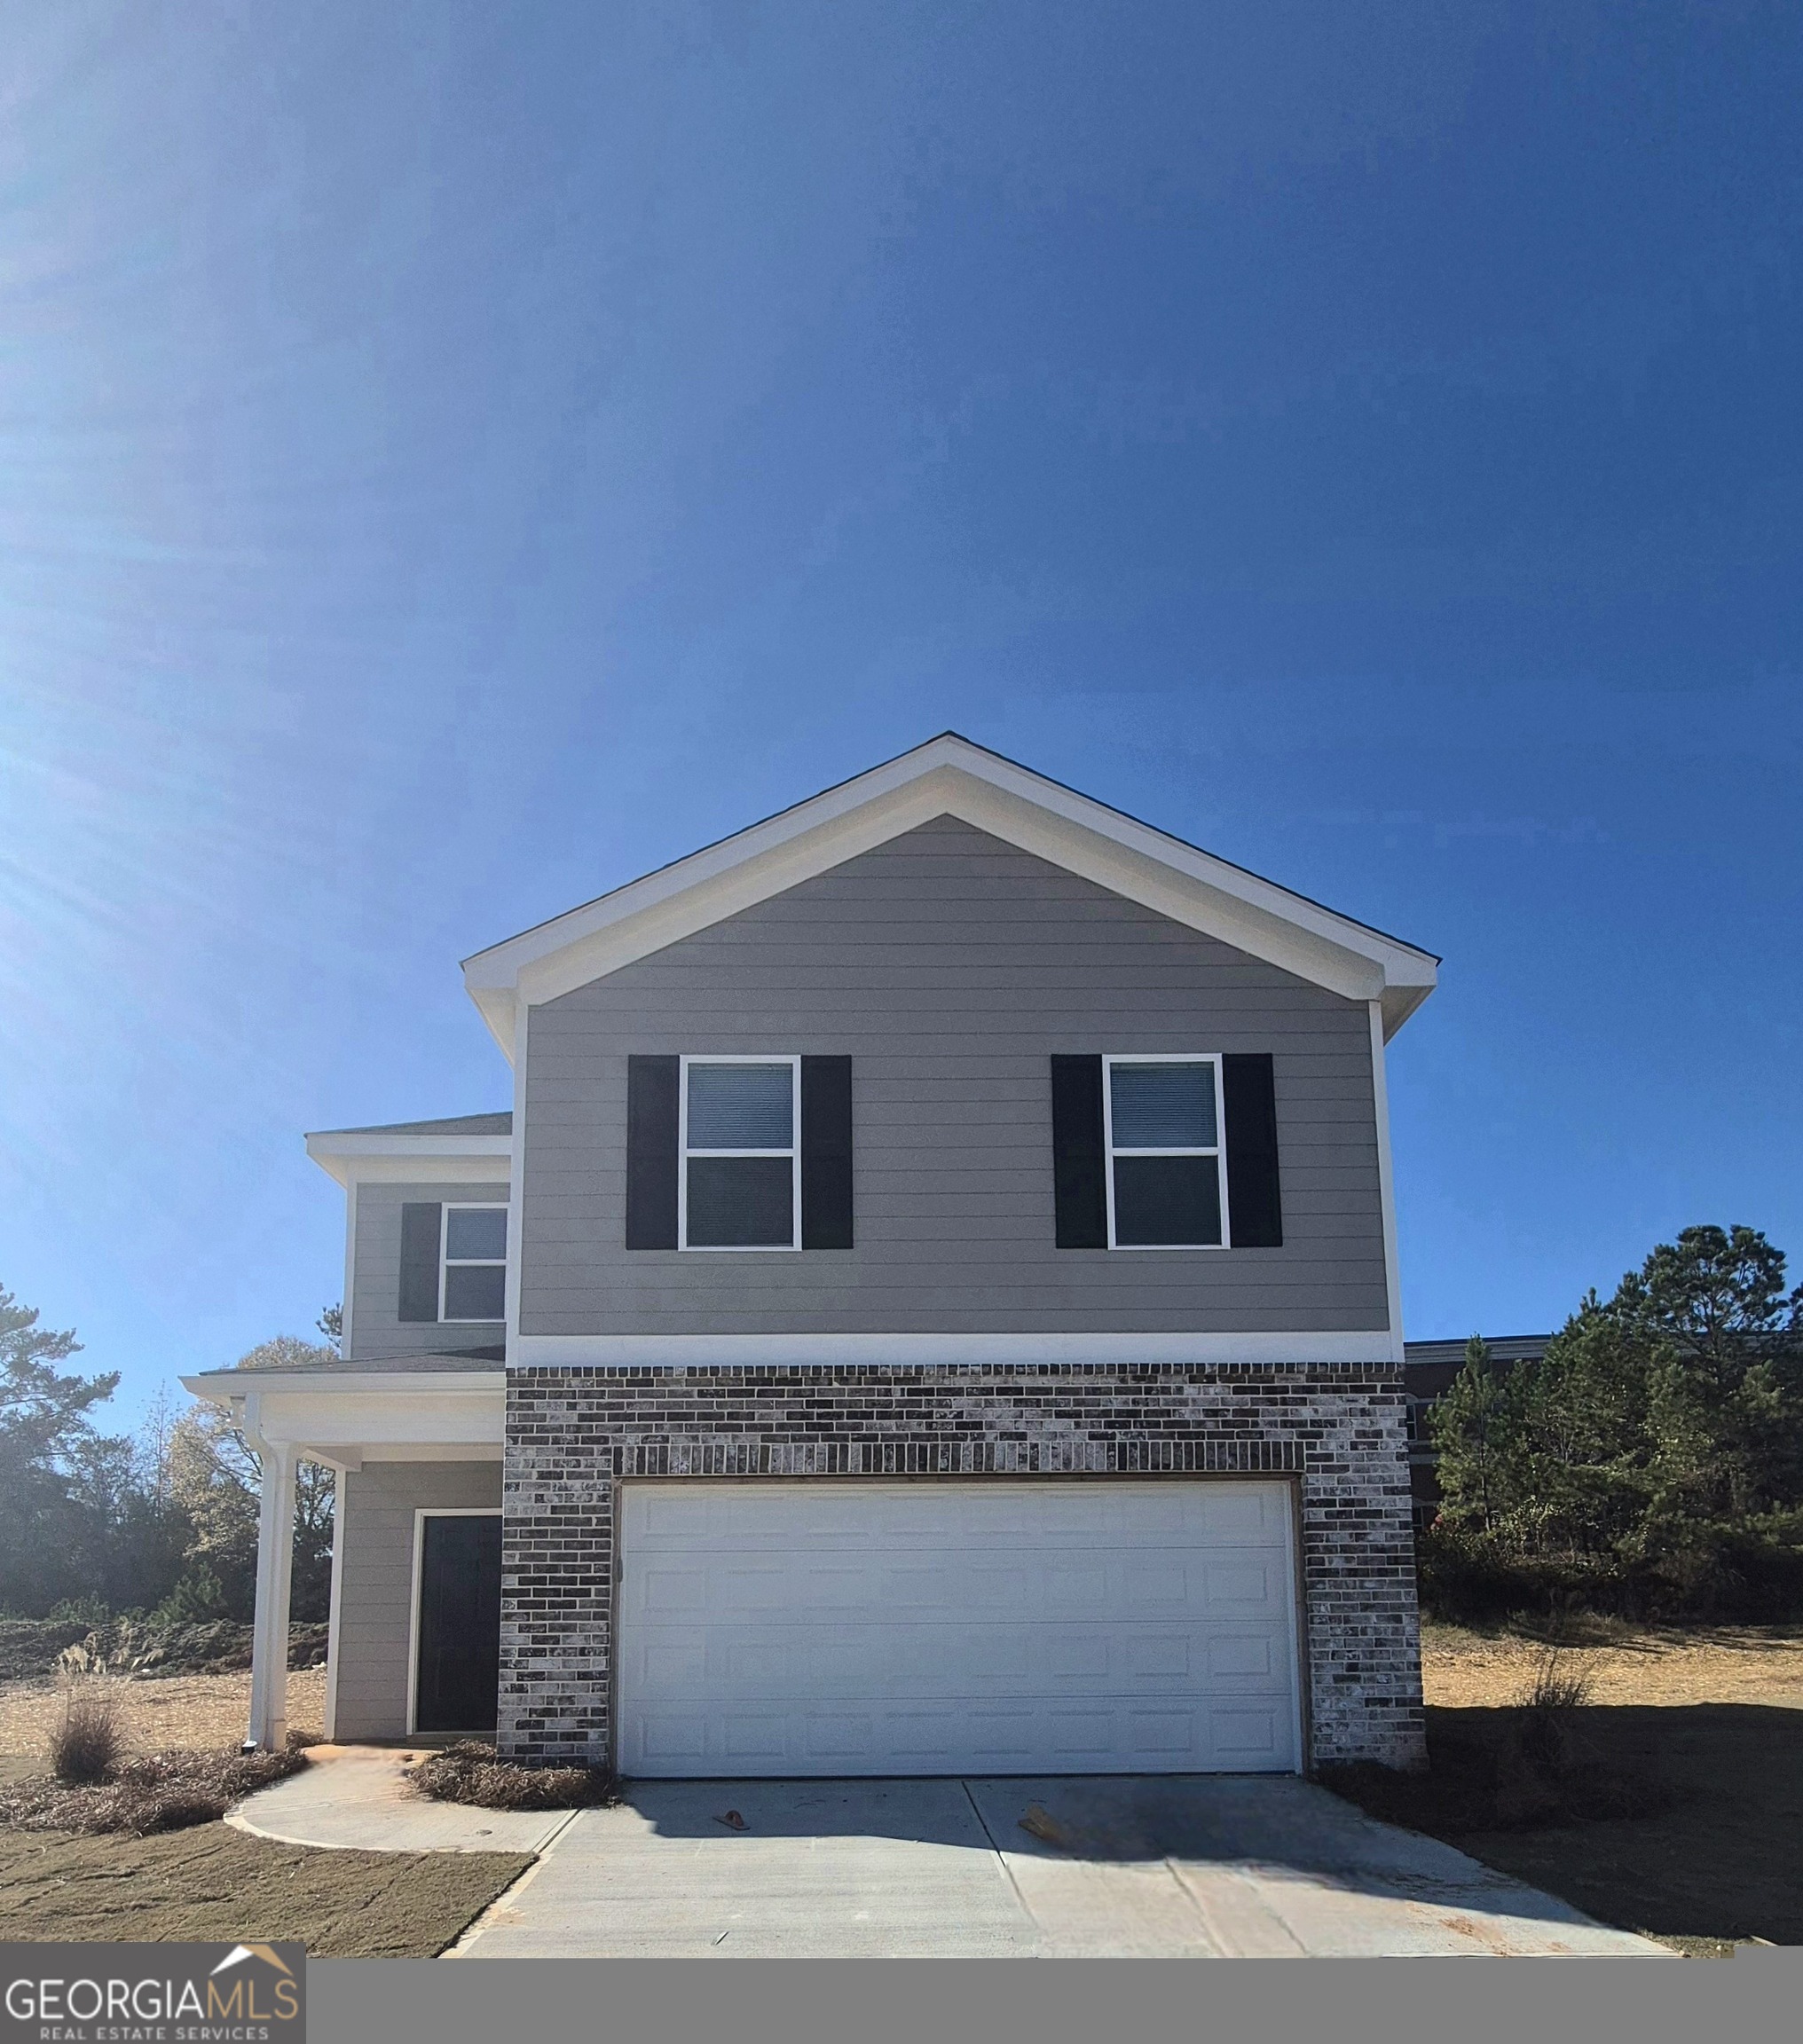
452;1775;1665;1956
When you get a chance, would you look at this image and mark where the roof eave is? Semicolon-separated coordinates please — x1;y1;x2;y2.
460;737;1439;1030
182;1369;506;1400
303;1130;516;1187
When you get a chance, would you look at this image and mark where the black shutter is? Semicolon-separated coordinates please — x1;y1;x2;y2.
625;1054;680;1249
1051;1055;1107;1248
800;1056;854;1249
1223;1053;1283;1247
398;1202;442;1321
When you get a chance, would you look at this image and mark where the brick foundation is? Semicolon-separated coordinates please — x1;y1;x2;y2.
499;1361;1426;1772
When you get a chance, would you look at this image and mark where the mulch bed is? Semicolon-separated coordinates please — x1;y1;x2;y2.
405;1741;617;1812
0;1745;309;1836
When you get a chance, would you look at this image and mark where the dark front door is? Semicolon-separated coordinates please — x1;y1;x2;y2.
415;1513;502;1733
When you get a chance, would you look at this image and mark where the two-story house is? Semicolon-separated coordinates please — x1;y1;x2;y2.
186;735;1438;1777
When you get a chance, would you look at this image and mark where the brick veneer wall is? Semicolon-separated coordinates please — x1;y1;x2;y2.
499;1362;1427;1772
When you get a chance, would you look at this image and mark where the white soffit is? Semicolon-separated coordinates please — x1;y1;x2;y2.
180;1372;505;1451
462;735;1439;1053
303;1132;514;1187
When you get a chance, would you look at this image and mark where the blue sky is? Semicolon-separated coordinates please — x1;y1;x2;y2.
2;2;1799;1424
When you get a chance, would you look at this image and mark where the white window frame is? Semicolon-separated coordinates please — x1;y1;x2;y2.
405;1506;503;1736
440;1202;508;1321
678;1054;802;1253
1101;1052;1232;1252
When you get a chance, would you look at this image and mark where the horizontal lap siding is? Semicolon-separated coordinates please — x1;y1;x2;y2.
349;1183;508;1362
520;817;1388;1338
331;1460;502;1740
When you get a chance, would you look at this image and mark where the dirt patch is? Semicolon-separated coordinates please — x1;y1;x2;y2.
1422;1622;1803;1710
1445;1705;1803;1956
1322;1706;1665;1836
58;1620;329;1682
0;1821;531;1955
1328;1699;1803;1954
0;1622;96;1683
0;1670;327;1765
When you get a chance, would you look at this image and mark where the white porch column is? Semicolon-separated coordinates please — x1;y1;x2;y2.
322;1466;346;1743
245;1434;298;1753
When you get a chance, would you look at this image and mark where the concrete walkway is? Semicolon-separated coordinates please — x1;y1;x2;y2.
227;1745;578;1855
231;1757;1665;1955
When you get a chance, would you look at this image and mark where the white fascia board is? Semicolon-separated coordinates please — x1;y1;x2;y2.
180;1372;504;1450
351;1443;505;1462
304;1133;514;1188
508;1331;1399;1369
461;739;1438;1052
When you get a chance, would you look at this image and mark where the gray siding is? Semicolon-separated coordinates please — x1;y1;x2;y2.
348;1182;509;1363
519;816;1389;1337
330;1459;501;1741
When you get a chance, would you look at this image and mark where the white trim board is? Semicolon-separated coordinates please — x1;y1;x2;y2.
181;1373;505;1455
406;1508;504;1739
509;1331;1398;1369
323;1467;346;1742
1367;999;1406;1366
440;1200;509;1321
461;736;1438;1053
304;1134;513;1189
1101;1052;1230;1252
185;1371;505;1396
679;1053;803;1253
338;1179;358;1356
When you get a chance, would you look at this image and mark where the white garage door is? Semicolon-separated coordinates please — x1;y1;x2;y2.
617;1481;1301;1778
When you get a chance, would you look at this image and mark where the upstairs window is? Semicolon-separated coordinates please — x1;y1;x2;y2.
441;1205;508;1319
680;1057;800;1249
1103;1056;1226;1248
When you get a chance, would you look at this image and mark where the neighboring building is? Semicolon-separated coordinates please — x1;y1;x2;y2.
1400;1336;1551;1531
186;735;1442;1776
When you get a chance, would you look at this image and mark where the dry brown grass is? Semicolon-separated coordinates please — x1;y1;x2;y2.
0;1821;531;1955
1421;1621;1803;1710
0;1667;327;1767
48;1686;122;1784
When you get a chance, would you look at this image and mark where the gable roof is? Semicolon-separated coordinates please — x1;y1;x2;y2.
462;733;1439;1054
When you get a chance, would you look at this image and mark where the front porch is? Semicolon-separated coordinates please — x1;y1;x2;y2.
180;1367;505;1751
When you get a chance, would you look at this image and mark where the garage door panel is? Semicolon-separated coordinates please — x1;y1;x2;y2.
1044;1631;1111;1679
722;1713;790;1762
618;1481;1299;1776
724;1639;791;1687
1213;1708;1285;1759
1206;1632;1277;1678
1126;1710;1196;1756
628;1622;1279;1701
1125;1633;1192;1678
